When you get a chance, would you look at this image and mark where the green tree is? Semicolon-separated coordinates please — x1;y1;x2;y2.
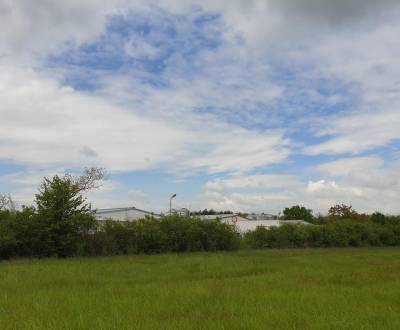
283;205;313;222
328;204;358;219
0;215;17;259
370;212;386;224
35;167;105;257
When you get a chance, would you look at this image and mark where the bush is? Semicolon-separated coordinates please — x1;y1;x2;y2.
283;205;314;222
244;221;400;249
0;217;17;259
83;216;240;256
2;210;400;260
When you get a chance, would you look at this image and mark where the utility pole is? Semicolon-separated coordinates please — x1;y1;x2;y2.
169;193;176;216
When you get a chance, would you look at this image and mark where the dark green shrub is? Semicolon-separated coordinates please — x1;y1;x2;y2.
243;221;400;249
243;226;271;249
371;212;386;224
0;218;17;259
83;216;239;256
283;205;314;222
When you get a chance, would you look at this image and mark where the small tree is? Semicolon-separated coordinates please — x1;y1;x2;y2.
35;167;106;257
370;212;386;224
328;204;358;219
283;205;314;222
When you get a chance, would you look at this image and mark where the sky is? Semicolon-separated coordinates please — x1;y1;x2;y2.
1;0;400;214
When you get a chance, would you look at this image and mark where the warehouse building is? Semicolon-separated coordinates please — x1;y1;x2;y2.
94;206;161;222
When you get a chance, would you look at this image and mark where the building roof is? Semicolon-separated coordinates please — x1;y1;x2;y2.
94;206;161;217
199;214;241;220
279;220;310;225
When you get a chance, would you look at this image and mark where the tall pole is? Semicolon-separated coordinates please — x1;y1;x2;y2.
169;193;176;216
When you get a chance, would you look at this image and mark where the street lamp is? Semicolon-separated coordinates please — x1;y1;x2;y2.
169;193;176;216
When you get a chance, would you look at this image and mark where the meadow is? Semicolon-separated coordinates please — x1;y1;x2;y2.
1;248;400;329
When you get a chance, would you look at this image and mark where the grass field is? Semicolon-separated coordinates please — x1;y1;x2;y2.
1;248;400;329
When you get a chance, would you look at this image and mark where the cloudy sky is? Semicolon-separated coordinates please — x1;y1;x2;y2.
1;0;400;214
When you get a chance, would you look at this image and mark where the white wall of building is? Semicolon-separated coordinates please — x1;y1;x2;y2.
209;216;310;233
94;208;309;235
95;207;160;221
232;220;310;233
233;220;280;233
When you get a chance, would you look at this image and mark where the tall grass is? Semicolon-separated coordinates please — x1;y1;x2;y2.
1;248;400;329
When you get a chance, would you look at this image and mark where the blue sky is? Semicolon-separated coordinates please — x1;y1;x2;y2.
1;1;400;214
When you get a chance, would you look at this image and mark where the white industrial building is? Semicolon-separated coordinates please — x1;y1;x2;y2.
94;208;310;234
170;208;191;217
197;214;310;233
247;213;275;220
232;219;310;233
198;214;248;222
94;206;161;222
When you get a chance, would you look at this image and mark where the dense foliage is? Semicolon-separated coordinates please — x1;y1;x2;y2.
84;216;240;255
328;204;359;219
243;219;400;249
0;168;104;259
0;168;242;259
2;208;400;259
283;205;314;222
35;175;97;257
0;213;240;259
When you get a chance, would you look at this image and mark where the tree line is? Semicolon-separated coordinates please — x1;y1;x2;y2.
1;169;400;259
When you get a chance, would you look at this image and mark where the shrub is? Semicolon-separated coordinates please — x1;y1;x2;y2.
83;216;240;256
283;205;313;222
2;210;400;260
0;217;17;259
328;204;358;219
243;221;400;249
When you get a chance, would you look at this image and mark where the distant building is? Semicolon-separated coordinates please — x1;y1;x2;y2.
177;208;190;217
94;206;161;222
247;213;274;220
198;214;248;223
197;213;310;233
279;220;310;225
235;219;310;233
169;208;191;217
93;207;310;234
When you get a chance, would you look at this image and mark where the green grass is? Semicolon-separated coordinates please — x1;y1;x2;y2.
1;248;400;329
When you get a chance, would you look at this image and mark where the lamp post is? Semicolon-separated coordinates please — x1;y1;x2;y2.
169;193;176;216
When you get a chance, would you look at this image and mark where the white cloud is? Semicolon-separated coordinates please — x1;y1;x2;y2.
0;64;187;171
0;0;125;60
87;186;152;210
203;173;300;213
306;179;362;197
205;174;300;191
307;157;400;213
4;1;398;160
306;180;338;193
204;190;290;213
2;0;400;214
183;130;290;174
316;157;400;191
2;0;399;60
316;157;383;177
303;19;400;155
306;108;400;155
0;63;289;174
202;155;400;214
